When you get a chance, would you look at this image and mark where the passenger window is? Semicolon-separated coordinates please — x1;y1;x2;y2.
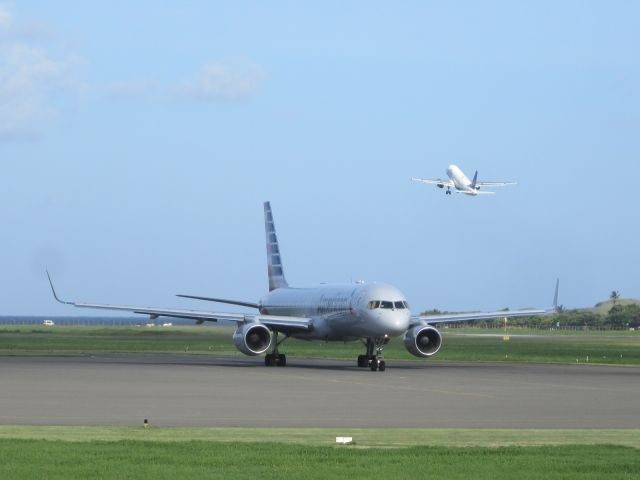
380;301;393;309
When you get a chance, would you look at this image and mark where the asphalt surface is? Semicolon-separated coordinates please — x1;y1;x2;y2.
1;355;638;428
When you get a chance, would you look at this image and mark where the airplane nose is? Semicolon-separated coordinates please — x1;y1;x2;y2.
381;311;410;335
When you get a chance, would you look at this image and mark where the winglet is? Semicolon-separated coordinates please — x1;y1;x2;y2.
46;270;73;305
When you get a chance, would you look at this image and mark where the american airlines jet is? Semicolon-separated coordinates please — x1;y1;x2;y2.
413;164;517;195
48;202;557;371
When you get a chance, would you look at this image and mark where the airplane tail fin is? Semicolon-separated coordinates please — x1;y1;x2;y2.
552;278;560;311
470;170;479;189
264;202;289;291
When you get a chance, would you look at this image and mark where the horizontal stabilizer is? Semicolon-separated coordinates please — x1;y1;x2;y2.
471;190;495;195
457;190;495;195
476;181;517;187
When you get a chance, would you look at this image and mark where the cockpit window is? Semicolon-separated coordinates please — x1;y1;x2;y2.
369;300;405;309
403;301;410;309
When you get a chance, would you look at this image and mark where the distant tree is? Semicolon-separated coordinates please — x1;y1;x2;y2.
607;304;626;328
626;304;640;329
610;290;620;306
607;303;640;329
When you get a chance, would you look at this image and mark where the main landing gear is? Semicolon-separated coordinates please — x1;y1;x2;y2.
264;331;288;367
445;187;452;195
357;337;388;372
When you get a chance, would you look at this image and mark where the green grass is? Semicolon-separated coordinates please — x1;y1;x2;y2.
445;326;640;336
435;334;640;365
0;325;242;356
1;426;640;448
1;325;639;365
0;438;638;480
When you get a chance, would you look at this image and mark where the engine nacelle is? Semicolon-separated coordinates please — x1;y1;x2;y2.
233;323;272;356
403;325;442;358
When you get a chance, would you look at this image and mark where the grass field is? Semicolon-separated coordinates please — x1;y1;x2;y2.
445;326;640;336
1;426;640;448
1;441;639;480
1;324;639;365
0;428;638;479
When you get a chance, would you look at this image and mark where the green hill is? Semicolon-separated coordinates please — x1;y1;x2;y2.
586;298;640;316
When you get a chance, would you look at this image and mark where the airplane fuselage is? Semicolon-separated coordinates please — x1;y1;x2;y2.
259;283;411;341
447;164;478;195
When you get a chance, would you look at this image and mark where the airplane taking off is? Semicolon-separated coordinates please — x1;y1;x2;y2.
47;202;557;371
412;164;517;195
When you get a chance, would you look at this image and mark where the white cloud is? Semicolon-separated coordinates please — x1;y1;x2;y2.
0;5;264;138
0;5;79;140
0;5;10;31
177;60;264;101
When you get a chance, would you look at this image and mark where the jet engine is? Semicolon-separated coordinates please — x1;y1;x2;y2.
403;325;442;358
233;323;272;356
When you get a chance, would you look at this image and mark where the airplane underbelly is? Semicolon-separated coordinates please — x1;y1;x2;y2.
289;312;365;341
304;313;395;341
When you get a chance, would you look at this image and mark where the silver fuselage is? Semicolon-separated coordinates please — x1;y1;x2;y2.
259;283;411;341
447;164;478;195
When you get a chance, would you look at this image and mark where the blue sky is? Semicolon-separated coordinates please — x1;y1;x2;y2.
1;1;638;315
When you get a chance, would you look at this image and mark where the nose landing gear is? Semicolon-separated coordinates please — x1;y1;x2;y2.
358;337;388;372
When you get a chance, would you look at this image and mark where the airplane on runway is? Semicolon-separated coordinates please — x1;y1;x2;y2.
412;164;517;195
47;202;557;371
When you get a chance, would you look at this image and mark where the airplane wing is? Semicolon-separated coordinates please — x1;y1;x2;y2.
412;307;551;324
46;272;312;333
412;177;454;187
175;294;259;309
475;181;517;187
411;279;559;326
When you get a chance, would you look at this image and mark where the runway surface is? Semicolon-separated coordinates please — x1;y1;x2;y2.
1;355;639;428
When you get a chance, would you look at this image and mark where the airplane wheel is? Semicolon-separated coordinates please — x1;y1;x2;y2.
370;361;378;372
378;361;386;372
265;354;274;367
276;354;286;367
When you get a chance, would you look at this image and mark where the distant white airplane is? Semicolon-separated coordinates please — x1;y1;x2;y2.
47;202;557;371
413;164;517;196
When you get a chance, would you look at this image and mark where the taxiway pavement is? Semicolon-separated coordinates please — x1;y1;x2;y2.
1;355;638;428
